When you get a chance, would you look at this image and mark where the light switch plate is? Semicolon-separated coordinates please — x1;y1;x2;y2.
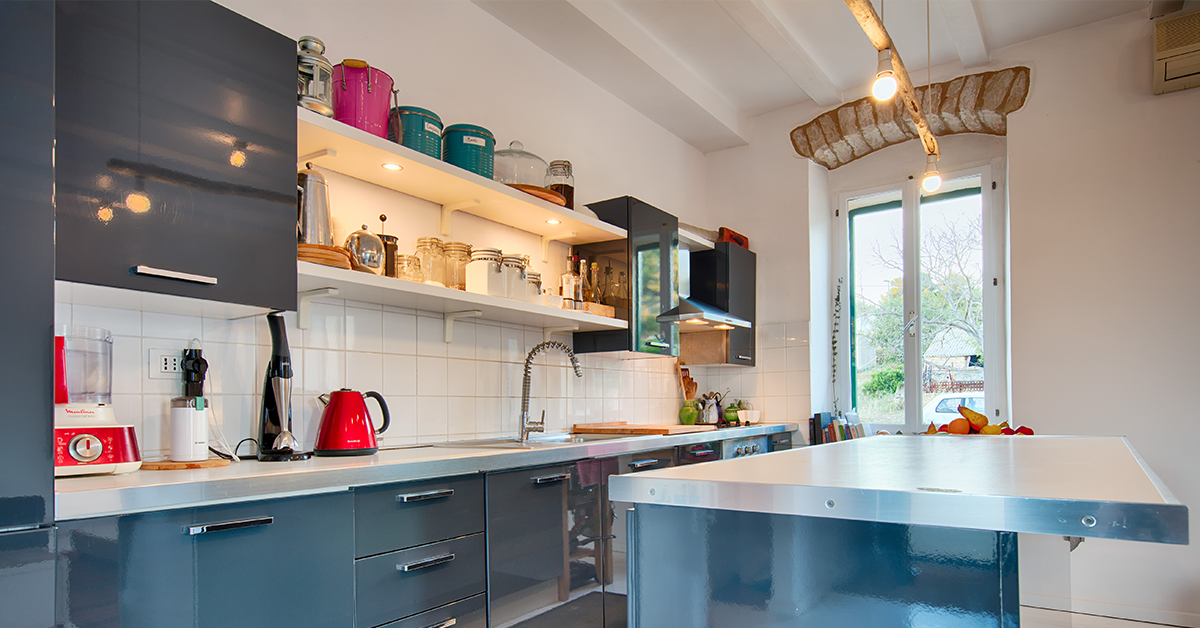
148;348;183;380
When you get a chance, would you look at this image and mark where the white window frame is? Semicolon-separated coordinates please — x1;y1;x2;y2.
833;164;1007;434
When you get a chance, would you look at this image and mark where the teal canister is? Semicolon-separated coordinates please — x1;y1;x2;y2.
442;124;495;179
388;106;442;159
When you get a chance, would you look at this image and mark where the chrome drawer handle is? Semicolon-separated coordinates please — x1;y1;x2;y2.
737;355;752;361
422;619;457;628
186;516;273;536
688;448;715;457
397;488;454;503
644;340;670;349
398;552;455;572
531;473;571;485
628;459;659;469
133;265;218;285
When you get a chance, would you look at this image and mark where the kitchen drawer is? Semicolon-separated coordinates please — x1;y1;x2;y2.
379;593;486;628
355;533;486;628
355;474;484;558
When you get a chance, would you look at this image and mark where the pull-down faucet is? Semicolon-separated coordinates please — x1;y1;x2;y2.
520;341;583;444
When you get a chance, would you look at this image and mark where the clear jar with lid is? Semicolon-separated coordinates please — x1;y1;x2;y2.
500;254;528;300
466;248;505;297
395;254;422;283
525;271;543;305
546;160;574;209
444;242;472;291
415;237;446;287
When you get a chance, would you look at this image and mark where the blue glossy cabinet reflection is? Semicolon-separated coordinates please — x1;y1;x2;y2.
56;492;354;628
55;1;298;310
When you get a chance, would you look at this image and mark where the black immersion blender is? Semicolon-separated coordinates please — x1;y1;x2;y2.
258;312;311;461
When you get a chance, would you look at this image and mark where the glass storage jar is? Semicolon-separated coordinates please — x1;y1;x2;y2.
500;254;528;300
395;254;422;282
444;242;471;291
546;160;574;209
525;271;543;305
466;248;505;297
415;237;446;287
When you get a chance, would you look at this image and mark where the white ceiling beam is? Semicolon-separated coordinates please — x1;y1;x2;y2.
938;0;990;68
717;0;842;107
565;0;748;143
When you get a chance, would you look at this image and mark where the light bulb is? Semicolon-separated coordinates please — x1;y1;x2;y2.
921;154;942;193
96;206;114;223
873;49;897;101
381;163;402;171
125;191;151;213
546;219;561;225
229;150;247;168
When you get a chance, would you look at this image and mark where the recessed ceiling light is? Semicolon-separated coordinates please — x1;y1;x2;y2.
382;163;402;171
685;319;709;325
714;324;734;330
546;219;562;225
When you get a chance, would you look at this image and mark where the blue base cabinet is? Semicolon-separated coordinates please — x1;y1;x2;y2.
56;492;354;628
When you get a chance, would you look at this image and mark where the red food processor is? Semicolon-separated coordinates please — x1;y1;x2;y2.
53;325;141;476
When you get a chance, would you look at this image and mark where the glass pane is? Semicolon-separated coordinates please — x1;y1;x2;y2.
919;178;985;429
849;193;905;424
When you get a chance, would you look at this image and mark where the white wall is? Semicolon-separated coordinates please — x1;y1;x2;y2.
998;8;1200;626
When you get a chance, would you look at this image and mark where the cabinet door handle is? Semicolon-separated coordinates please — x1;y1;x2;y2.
397;552;455;572
688;448;715;457
396;488;454;503
186;516;273;536
531;472;571;485
737;355;752;361
628;459;659;469
644;340;671;349
133;265;218;285
421;619;457;628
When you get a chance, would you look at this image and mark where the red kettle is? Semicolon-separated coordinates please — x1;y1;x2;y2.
314;389;390;456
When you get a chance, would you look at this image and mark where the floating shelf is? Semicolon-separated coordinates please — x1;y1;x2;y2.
297;261;628;334
296;108;626;248
678;227;715;251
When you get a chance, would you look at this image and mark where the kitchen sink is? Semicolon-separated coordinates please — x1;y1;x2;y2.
434;433;629;449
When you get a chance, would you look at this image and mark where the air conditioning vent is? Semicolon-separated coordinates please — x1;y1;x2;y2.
1154;9;1200;95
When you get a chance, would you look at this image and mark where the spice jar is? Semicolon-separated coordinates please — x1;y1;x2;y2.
546;160;574;209
415;237;446;287
466;248;505;297
500;254;528;300
444;242;471;291
525;271;543;305
395;255;422;282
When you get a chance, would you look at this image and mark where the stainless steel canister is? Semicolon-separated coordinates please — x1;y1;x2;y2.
297;163;333;246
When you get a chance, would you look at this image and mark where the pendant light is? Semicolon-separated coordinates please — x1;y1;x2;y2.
871;0;897;101
921;154;942;193
918;0;941;194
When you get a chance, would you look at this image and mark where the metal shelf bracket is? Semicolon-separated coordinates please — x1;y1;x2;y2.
441;200;481;236
297;287;339;330
540;231;578;263
444;310;483;343
543;325;578;342
298;148;336;164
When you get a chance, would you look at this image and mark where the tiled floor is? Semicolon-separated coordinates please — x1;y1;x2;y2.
1022;606;1182;627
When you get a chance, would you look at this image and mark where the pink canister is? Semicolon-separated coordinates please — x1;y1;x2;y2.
331;59;394;138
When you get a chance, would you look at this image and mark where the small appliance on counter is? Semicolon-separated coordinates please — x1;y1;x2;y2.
257;312;311;462
53;326;141;476
169;348;209;462
313;389;390;456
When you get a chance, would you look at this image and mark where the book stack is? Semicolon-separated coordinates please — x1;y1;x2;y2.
809;412;866;445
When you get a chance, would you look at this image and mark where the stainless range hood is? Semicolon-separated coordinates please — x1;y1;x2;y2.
657;298;751;331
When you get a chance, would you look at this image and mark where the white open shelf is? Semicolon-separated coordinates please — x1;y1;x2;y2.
297;108;626;248
297;261;628;334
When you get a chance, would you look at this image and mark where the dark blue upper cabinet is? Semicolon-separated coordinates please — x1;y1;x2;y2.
55;1;297;311
0;0;55;531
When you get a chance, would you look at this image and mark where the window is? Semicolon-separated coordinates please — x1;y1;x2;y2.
837;166;1006;433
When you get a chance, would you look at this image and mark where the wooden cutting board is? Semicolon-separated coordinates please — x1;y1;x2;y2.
141;458;231;470
572;422;717;435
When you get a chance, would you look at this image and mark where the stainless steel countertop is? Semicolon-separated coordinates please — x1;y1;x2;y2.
609;435;1188;544
54;423;795;520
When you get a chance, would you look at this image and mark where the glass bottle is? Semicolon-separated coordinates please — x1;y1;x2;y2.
546;160;574;209
444;241;471;291
589;262;600;304
573;258;585;309
415;237;445;287
614;271;630;311
560;254;580;310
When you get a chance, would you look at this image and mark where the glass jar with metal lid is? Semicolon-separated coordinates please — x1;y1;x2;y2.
466;248;505;297
525;271;543;305
500;254;528;300
415;237;446;287
546;160;574;209
395;255;422;283
444;242;472;291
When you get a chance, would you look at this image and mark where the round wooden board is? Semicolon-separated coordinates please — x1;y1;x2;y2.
507;184;567;206
141;458;231;470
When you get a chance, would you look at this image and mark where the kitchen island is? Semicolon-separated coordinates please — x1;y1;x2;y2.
610;436;1187;627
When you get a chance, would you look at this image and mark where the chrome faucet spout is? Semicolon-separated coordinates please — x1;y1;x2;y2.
520;341;583;444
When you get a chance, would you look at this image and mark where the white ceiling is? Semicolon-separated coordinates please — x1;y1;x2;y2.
474;0;1148;152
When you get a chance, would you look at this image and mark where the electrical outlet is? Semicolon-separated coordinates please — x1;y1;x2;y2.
148;349;183;380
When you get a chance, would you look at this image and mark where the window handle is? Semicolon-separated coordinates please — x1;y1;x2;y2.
903;312;918;337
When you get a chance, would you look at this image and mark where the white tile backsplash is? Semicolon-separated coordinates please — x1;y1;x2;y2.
143;312;203;341
307;303;346;350
416;315;447;357
416;356;448;397
382;310;417;355
345;307;384;353
74;305;141;336
382;354;417;397
346;351;384;393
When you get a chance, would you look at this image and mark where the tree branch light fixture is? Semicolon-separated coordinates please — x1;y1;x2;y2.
873;49;897;101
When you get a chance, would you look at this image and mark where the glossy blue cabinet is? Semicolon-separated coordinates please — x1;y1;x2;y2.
56;492;355;628
54;0;298;310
